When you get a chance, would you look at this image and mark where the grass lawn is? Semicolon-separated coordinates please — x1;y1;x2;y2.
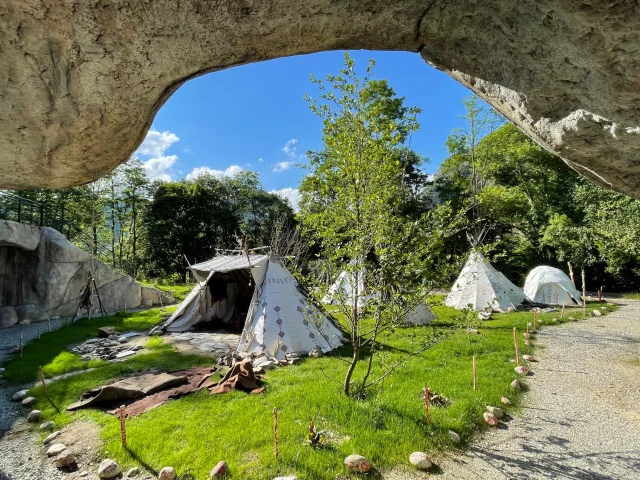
622;292;640;300
18;300;614;479
139;281;194;302
2;308;175;383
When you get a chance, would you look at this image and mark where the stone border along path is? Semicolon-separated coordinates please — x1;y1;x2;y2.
439;300;640;480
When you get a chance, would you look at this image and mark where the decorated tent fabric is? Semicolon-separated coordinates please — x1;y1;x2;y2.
523;266;582;305
321;270;377;307
237;259;345;360
446;250;525;312
401;302;437;325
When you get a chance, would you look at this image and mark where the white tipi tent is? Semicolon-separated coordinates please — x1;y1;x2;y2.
445;250;526;312
322;270;376;306
401;301;437;325
163;254;346;360
523;266;582;305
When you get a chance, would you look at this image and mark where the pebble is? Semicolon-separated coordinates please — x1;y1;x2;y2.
47;443;67;457
483;411;499;425
522;354;533;362
448;430;461;443
53;450;76;468
466;328;479;334
21;396;37;407
98;459;121;478
40;421;54;430
344;454;371;472
569;316;576;321
11;390;29;402
409;451;433;470
501;396;511;405
126;467;140;477
210;461;228;477
486;406;504;418
552;318;558;323
514;366;529;375
592;309;602;317
510;379;521;390
27;410;42;422
44;431;61;444
159;467;177;480
524;340;532;346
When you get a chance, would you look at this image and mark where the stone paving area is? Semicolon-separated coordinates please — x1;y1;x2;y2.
167;331;240;357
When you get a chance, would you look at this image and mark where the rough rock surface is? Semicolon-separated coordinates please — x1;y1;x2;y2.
0;220;172;320
0;2;640;196
0;306;18;328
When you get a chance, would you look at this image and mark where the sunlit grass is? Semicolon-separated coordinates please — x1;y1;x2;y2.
18;299;614;479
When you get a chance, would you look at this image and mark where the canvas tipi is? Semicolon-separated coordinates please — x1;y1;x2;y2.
523;266;582;305
163;254;346;360
445;250;526;312
322;269;376;306
401;301;437;325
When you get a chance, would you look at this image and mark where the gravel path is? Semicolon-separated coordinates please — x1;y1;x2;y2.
439;301;640;480
0;319;65;364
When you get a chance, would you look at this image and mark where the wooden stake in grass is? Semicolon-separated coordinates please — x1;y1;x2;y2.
424;385;431;424
273;407;279;460
119;405;127;448
561;303;565;320
533;310;537;330
598;286;603;304
513;327;520;365
472;356;477;392
39;366;49;399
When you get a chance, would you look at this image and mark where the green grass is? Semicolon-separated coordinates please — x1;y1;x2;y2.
139;281;194;302
19;300;614;479
622;292;640;300
2;307;174;383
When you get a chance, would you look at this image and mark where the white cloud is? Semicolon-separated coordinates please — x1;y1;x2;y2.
271;187;301;212
186;165;244;180
427;174;435;182
183;147;192;154
283;138;299;158
258;157;264;163
143;155;178;181
273;161;294;172
136;130;180;157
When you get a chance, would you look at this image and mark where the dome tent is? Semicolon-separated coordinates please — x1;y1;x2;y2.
163;254;346;360
445;250;526;313
523;266;582;305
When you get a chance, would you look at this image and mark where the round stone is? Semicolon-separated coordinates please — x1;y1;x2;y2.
21;396;37;407
40;421;54;430
54;450;76;468
483;411;499;425
11;390;29;401
44;431;61;445
159;467;177;480
510;379;521;390
409;451;432;470
126;467;140;477
98;459;121;479
47;443;67;457
552;317;558;323
447;430;461;443
27;410;42;422
501;396;511;405
514;366;529;375
210;461;228;477
344;454;371;472
522;354;533;362
486;406;504;418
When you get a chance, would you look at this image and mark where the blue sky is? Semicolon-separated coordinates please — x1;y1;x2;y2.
135;50;476;209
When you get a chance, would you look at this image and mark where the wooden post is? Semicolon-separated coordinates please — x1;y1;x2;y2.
526;322;530;338
561;303;565;320
273;407;279;460
119;405;127;448
472;356;477;392
598;286;603;304
513;327;520;365
582;268;586;316
533;310;537;330
568;262;575;288
39;366;49;399
424;385;431;424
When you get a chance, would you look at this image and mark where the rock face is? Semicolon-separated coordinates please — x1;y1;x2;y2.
1;3;640;197
0;220;172;321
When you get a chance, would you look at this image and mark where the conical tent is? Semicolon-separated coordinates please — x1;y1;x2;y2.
237;259;346;360
445;250;526;312
401;301;437;325
321;270;376;306
523;266;582;305
163;255;346;361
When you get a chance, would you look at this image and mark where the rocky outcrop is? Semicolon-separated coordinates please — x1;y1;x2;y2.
0;220;172;323
0;2;640;196
0;221;41;250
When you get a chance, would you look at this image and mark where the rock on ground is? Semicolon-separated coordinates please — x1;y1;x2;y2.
439;301;640;479
98;459;121;479
159;466;177;480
